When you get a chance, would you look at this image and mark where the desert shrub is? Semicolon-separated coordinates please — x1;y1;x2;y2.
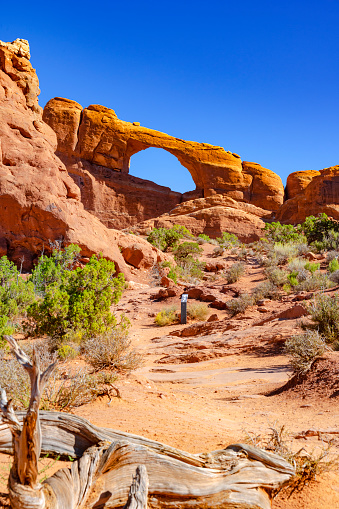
187;302;209;321
209;239;219;246
302;213;339;246
198;234;210;242
296;242;310;256
296;272;332;292
226;293;253;316
176;257;205;283
263;221;306;244
265;267;289;287
308;293;339;342
0;256;35;343
26;245;125;343
82;319;142;372
155;305;178;326
287;258;306;272
245;423;337;495
57;344;78;360
273;243;299;264
285;330;329;375
167;268;178;283
304;261;320;273
0;346;114;411
328;258;339;273
326;250;339;262
224;262;245;284
147;225;192;251
329;270;339;284
212;246;224;257
252;280;280;302
287;271;299;287
174;242;202;260
216;232;239;249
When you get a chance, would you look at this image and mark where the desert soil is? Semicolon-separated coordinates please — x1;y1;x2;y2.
1;246;339;508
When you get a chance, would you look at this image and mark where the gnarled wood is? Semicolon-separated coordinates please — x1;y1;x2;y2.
124;465;148;509
0;336;295;509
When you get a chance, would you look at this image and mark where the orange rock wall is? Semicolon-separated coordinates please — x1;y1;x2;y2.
276;166;339;223
0;39;164;275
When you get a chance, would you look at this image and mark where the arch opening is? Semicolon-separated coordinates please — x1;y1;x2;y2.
129;148;196;194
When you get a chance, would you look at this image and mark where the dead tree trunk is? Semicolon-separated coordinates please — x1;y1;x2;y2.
0;336;295;509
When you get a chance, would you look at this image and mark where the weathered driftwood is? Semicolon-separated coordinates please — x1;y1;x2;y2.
0;336;295;509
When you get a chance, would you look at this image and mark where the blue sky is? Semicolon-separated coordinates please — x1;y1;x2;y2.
1;0;338;193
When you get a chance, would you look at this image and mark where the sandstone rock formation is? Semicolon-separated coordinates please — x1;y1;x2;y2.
0;39;162;275
285;169;320;200
43;98;284;231
129;194;269;241
276;165;339;224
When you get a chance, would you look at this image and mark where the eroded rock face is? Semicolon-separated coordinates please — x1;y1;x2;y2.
43;97;284;231
0;39;162;275
285;170;321;200
129;194;269;241
276;166;339;224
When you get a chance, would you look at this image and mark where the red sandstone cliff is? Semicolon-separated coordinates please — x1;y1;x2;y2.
0;39;162;274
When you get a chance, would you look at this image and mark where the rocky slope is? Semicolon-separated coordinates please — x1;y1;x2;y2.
0;39;163;274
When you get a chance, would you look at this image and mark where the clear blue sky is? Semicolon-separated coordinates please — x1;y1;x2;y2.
1;0;338;193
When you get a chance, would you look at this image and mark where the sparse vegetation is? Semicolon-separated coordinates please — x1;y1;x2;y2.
224;262;245;284
216;232;239;249
147;225;192;251
285;330;329;374
187;302;209;321
155;305;178;326
252;280;280;302
82;317;142;372
307;292;339;343
226;293;253;316
245;422;338;496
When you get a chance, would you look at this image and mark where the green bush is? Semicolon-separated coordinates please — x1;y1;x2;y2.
147;225;192;251
329;258;339;273
174;242;202;260
26;245;125;343
216;232;239;249
155;306;178;326
224;262;245;284
263;222;306;244
304;262;320;274
0;256;35;344
198;234;210;241
308;293;339;342
167;268;178;284
302;213;339;247
187;302;209;321
285;330;329;375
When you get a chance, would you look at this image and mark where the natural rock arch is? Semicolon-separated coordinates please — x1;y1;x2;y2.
43;100;284;210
